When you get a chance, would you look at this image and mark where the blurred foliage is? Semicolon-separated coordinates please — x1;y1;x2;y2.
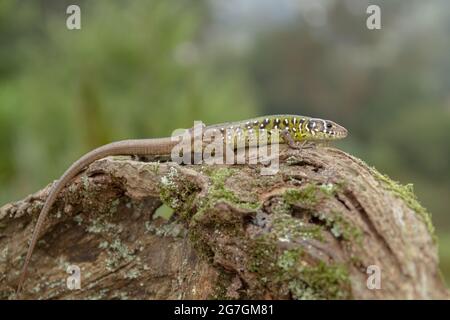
1;0;450;284
0;0;256;202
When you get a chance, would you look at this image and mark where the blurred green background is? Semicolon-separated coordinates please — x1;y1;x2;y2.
1;0;449;284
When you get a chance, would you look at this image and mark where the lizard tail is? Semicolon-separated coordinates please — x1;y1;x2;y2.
17;182;59;294
16;137;178;294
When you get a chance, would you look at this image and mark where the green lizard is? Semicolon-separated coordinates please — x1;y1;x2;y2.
17;115;347;293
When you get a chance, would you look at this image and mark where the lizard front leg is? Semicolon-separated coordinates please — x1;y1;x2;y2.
280;129;316;150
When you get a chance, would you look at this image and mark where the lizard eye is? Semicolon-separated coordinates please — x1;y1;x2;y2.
326;123;333;129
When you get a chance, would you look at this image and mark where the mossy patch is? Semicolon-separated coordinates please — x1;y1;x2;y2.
247;236;278;275
272;210;325;242
281;184;361;243
159;166;199;220
312;211;363;243
286;260;350;300
193;167;260;220
247;238;351;299
283;184;319;207
188;227;215;261
370;167;435;238
153;203;174;220
283;182;341;208
210;269;236;300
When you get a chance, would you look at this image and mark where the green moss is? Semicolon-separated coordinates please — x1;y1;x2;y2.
248;236;277;274
188;228;215;261
287;261;350;300
210;270;235;300
247;240;351;299
313;211;363;243
208;166;234;185
159;166;199;220
246;183;353;299
319;182;341;196
370;167;435;238
208;168;260;209
193;167;260;220
284;184;318;207
153;203;174;220
272;211;325;242
283;182;341;208
162;167;263;266
282;184;363;243
276;249;350;300
277;248;302;270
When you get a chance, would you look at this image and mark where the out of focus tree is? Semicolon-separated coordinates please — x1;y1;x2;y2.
0;0;256;203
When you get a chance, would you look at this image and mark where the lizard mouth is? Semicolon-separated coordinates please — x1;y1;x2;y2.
337;128;348;138
330;127;348;139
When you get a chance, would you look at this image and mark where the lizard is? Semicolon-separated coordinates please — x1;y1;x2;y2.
16;115;347;293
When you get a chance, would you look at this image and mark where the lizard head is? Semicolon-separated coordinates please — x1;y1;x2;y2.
303;118;348;140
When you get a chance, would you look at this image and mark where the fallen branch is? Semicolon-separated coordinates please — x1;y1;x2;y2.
0;146;447;299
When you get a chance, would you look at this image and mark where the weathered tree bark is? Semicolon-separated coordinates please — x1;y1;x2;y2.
0;146;448;299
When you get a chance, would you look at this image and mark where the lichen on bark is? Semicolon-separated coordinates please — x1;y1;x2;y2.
0;145;447;299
